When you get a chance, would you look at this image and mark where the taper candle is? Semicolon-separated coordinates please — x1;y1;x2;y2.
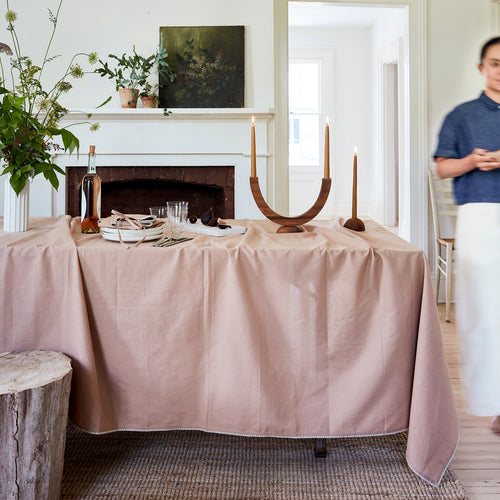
342;145;364;231
352;146;358;219
324;119;330;179
251;116;257;177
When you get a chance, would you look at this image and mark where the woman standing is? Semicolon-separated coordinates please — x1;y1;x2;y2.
434;36;500;435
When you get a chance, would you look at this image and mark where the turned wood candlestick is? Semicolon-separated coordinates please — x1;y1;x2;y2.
250;177;332;233
250;118;332;233
343;150;365;232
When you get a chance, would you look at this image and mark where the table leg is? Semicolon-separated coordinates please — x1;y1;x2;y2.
314;438;327;458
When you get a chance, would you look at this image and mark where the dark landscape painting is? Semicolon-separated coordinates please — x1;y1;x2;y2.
159;26;244;108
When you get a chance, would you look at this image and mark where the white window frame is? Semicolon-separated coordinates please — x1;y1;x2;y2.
289;47;334;172
289;47;334;215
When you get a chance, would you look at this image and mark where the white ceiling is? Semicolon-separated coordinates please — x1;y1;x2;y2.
289;2;405;28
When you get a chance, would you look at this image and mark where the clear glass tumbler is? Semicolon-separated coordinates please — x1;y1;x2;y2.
149;206;167;219
166;201;188;239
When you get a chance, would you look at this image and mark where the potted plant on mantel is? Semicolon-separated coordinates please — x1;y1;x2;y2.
95;44;175;109
0;0;100;232
139;82;158;108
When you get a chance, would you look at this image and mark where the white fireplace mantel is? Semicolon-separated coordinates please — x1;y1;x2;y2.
67;107;274;121
45;107;275;220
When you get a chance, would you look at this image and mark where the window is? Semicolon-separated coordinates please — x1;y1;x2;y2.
289;61;320;166
288;48;334;216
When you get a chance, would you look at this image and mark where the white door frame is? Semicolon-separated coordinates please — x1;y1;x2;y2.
484;0;500;36
378;38;404;228
274;0;428;251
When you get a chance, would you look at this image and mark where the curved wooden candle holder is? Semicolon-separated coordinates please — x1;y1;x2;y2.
250;176;332;233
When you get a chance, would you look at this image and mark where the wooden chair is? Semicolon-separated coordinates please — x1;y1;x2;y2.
428;167;457;322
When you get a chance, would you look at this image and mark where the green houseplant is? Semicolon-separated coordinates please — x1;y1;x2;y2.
95;44;175;108
139;82;158;108
0;0;99;231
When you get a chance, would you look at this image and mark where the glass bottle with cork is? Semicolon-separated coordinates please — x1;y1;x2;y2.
81;145;101;233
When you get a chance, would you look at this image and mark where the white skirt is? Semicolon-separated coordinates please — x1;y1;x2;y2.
455;203;500;416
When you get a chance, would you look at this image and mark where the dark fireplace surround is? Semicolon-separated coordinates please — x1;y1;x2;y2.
66;166;235;219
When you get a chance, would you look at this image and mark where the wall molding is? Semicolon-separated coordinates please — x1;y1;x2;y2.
273;0;289;214
485;0;500;36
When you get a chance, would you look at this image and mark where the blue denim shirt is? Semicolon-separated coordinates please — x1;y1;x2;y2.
434;92;500;205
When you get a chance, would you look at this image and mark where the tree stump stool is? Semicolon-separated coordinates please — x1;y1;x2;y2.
0;350;72;500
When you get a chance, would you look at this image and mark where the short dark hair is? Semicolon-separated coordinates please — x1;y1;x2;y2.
480;36;500;63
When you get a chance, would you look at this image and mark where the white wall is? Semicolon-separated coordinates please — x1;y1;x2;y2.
371;8;406;53
428;0;488;159
370;8;406;224
2;0;274;110
0;0;275;217
289;26;372;216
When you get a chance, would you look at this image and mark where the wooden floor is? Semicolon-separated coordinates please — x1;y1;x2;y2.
439;304;500;499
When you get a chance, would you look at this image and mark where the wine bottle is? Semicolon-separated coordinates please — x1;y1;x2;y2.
81;145;101;233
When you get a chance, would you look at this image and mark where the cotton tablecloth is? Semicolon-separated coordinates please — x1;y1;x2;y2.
0;216;458;486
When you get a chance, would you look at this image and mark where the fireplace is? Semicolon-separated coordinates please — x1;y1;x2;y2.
66;166;234;219
49;108;272;221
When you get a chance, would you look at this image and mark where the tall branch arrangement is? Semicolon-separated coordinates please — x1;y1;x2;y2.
0;0;99;195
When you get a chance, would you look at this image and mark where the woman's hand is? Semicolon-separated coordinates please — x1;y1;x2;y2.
436;149;500;178
469;148;495;165
477;149;500;171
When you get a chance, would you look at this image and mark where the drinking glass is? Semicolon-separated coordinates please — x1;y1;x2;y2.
166;201;188;239
149;206;167;219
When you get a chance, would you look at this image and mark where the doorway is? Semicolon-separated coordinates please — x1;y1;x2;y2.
288;2;407;226
379;38;403;230
275;0;428;249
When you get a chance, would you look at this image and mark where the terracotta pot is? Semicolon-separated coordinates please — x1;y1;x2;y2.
141;96;157;108
118;89;138;108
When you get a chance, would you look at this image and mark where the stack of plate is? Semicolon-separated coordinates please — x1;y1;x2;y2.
101;226;164;243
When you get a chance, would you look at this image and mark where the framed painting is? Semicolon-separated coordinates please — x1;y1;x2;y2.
159;26;245;108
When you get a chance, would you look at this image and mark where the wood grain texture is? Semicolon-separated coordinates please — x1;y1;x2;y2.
343;217;365;232
250;176;332;232
440;304;500;499
0;350;72;500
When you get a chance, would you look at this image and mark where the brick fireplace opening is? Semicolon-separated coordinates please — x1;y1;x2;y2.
66;166;234;219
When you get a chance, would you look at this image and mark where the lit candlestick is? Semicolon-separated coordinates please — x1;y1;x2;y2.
324;118;330;179
352;146;358;219
251;116;257;177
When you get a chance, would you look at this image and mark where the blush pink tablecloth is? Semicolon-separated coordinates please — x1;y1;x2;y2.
0;216;458;486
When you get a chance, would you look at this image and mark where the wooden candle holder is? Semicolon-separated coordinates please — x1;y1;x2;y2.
343;151;365;232
250;176;332;233
343;217;365;231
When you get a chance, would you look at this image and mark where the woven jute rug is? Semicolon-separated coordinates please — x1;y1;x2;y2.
61;424;467;499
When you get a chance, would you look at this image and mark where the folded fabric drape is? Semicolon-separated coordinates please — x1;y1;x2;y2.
0;215;458;487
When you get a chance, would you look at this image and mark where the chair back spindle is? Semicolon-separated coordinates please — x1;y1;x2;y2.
428;167;457;322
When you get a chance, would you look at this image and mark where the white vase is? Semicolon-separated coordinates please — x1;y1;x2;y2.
3;177;29;232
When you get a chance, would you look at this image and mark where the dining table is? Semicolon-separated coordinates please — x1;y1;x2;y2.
0;215;459;487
